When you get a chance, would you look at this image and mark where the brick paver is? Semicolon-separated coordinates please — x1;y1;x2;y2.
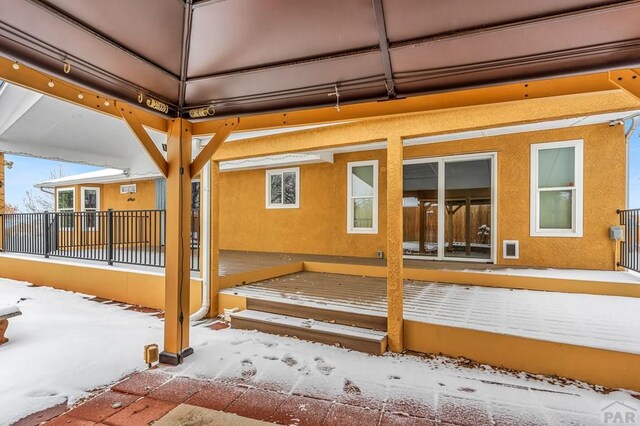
40;368;606;426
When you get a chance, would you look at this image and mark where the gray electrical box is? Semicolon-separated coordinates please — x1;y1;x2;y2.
610;226;623;240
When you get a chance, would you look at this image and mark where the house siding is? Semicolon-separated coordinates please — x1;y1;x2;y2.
219;123;625;270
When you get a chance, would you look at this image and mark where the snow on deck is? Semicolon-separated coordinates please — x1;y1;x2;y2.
222;272;640;354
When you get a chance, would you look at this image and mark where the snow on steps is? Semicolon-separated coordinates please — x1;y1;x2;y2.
230;309;388;354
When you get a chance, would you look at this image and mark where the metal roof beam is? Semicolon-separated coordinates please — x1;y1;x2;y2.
372;0;395;98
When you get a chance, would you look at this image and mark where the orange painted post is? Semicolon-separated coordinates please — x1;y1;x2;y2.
386;136;404;352
209;160;221;316
160;118;193;365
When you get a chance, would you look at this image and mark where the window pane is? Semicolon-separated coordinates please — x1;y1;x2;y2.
353;198;373;228
83;190;97;209
540;190;573;229
270;174;282;204
191;181;200;210
58;191;73;210
283;172;296;205
538;147;575;188
351;165;374;196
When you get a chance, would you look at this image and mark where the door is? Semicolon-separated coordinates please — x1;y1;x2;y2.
403;154;495;262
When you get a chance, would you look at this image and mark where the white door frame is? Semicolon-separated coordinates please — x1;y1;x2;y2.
403;152;498;264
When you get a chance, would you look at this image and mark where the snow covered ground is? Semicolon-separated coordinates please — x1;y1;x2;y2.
0;278;163;425
1;278;639;425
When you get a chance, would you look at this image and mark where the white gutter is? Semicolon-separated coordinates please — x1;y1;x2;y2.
191;160;211;321
625;117;639;209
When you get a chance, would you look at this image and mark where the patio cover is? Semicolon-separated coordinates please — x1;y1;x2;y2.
1;0;640;119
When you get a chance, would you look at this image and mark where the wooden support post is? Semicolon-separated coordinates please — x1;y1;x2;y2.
160;118;193;365
465;195;471;256
209;161;221;316
386;136;404;352
418;201;426;254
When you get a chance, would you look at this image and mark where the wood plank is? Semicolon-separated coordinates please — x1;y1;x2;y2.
247;298;387;331
231;310;387;354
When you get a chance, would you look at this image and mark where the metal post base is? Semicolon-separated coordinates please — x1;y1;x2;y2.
159;347;194;366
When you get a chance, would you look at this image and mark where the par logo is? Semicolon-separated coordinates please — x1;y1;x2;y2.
601;400;638;424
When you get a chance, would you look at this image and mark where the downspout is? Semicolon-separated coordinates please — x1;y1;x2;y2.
190;160;211;321
625;117;638;209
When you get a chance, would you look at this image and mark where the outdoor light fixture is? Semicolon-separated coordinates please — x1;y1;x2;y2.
77;92;84;100
188;106;215;118
138;93;144;103
63;62;71;74
146;98;169;114
103;100;110;107
47;80;55;88
11;61;19;70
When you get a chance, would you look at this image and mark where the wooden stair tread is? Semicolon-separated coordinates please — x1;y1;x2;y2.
230;309;388;354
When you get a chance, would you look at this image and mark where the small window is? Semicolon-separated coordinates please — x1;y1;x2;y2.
530;140;583;237
120;184;137;194
191;181;201;211
266;168;299;209
347;160;378;234
81;187;100;230
56;187;75;230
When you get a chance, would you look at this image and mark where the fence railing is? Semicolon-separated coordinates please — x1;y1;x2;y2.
0;209;200;271
618;208;640;272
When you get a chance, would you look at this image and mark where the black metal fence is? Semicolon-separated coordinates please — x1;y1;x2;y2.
618;208;640;272
0;209;200;271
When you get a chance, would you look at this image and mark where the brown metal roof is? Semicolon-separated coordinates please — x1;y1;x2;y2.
1;0;639;118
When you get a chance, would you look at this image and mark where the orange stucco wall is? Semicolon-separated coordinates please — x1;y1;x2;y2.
54;180;156;212
219;123;625;270
49;123;625;271
219;150;388;258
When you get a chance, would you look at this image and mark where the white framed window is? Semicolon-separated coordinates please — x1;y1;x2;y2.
56;187;75;230
266;167;300;209
530;140;583;237
81;187;100;230
347;160;378;234
120;184;137;194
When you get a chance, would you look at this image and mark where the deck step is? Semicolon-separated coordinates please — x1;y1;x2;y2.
230;309;388;355
246;298;387;331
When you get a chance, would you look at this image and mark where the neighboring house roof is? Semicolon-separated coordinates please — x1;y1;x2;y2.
35;168;161;189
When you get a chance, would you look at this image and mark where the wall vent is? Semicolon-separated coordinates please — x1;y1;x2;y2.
503;240;519;259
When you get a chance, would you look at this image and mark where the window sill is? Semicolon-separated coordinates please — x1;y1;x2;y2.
266;204;300;209
530;231;583;238
347;228;378;235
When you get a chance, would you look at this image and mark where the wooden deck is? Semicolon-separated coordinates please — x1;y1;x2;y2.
222;271;640;355
221;270;640;390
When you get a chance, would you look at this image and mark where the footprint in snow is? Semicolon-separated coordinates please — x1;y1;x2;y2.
263;355;278;361
281;355;298;367
343;379;361;395
241;359;257;380
314;357;335;376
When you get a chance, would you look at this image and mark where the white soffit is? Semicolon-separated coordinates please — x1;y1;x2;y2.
403;110;640;146
219;141;386;172
0;83;166;174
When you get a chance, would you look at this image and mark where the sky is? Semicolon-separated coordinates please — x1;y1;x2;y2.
3;122;640;211
4;155;100;211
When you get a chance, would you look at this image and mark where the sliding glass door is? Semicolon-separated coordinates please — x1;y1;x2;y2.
403;154;495;262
